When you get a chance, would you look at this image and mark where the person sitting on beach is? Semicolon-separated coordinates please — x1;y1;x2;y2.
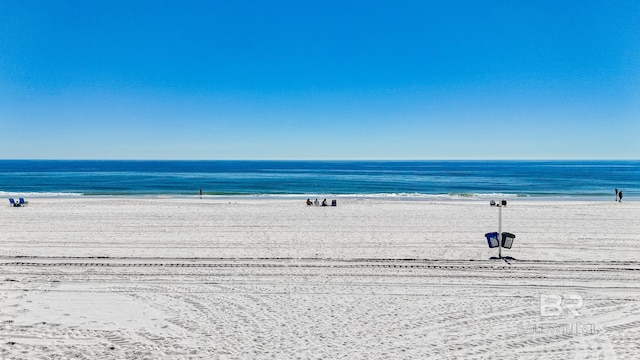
306;198;312;206
314;198;319;206
322;199;328;207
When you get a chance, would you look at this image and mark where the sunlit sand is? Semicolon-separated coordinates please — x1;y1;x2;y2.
1;198;638;358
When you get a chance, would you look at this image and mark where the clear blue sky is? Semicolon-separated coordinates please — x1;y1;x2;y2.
1;0;639;160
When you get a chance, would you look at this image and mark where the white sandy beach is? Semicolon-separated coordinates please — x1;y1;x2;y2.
1;198;639;359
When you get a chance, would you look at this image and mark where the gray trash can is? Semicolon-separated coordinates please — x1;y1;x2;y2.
501;232;516;249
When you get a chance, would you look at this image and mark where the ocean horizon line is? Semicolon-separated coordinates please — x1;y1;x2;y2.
1;159;639;162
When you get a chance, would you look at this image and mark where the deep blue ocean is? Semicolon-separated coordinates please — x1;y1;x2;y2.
0;160;638;200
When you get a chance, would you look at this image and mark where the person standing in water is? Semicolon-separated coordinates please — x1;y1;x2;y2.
615;188;619;201
619;190;623;202
200;188;203;199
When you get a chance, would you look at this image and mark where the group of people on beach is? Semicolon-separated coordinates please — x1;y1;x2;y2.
306;198;330;207
615;188;623;202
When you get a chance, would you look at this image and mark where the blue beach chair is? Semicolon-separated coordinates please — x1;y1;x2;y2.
9;198;19;207
19;197;27;206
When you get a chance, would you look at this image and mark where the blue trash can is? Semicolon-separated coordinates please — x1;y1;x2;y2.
485;232;500;248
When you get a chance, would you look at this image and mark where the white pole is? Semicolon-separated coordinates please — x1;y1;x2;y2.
498;204;503;258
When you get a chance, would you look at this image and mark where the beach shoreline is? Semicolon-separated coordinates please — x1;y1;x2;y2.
2;197;639;260
1;197;639;358
5;193;640;202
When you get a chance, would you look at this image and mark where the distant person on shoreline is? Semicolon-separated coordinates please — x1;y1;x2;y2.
200;188;203;199
619;191;623;202
306;198;312;206
615;188;619;201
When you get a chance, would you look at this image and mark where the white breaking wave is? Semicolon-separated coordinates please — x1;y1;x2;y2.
0;191;83;197
220;192;523;201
